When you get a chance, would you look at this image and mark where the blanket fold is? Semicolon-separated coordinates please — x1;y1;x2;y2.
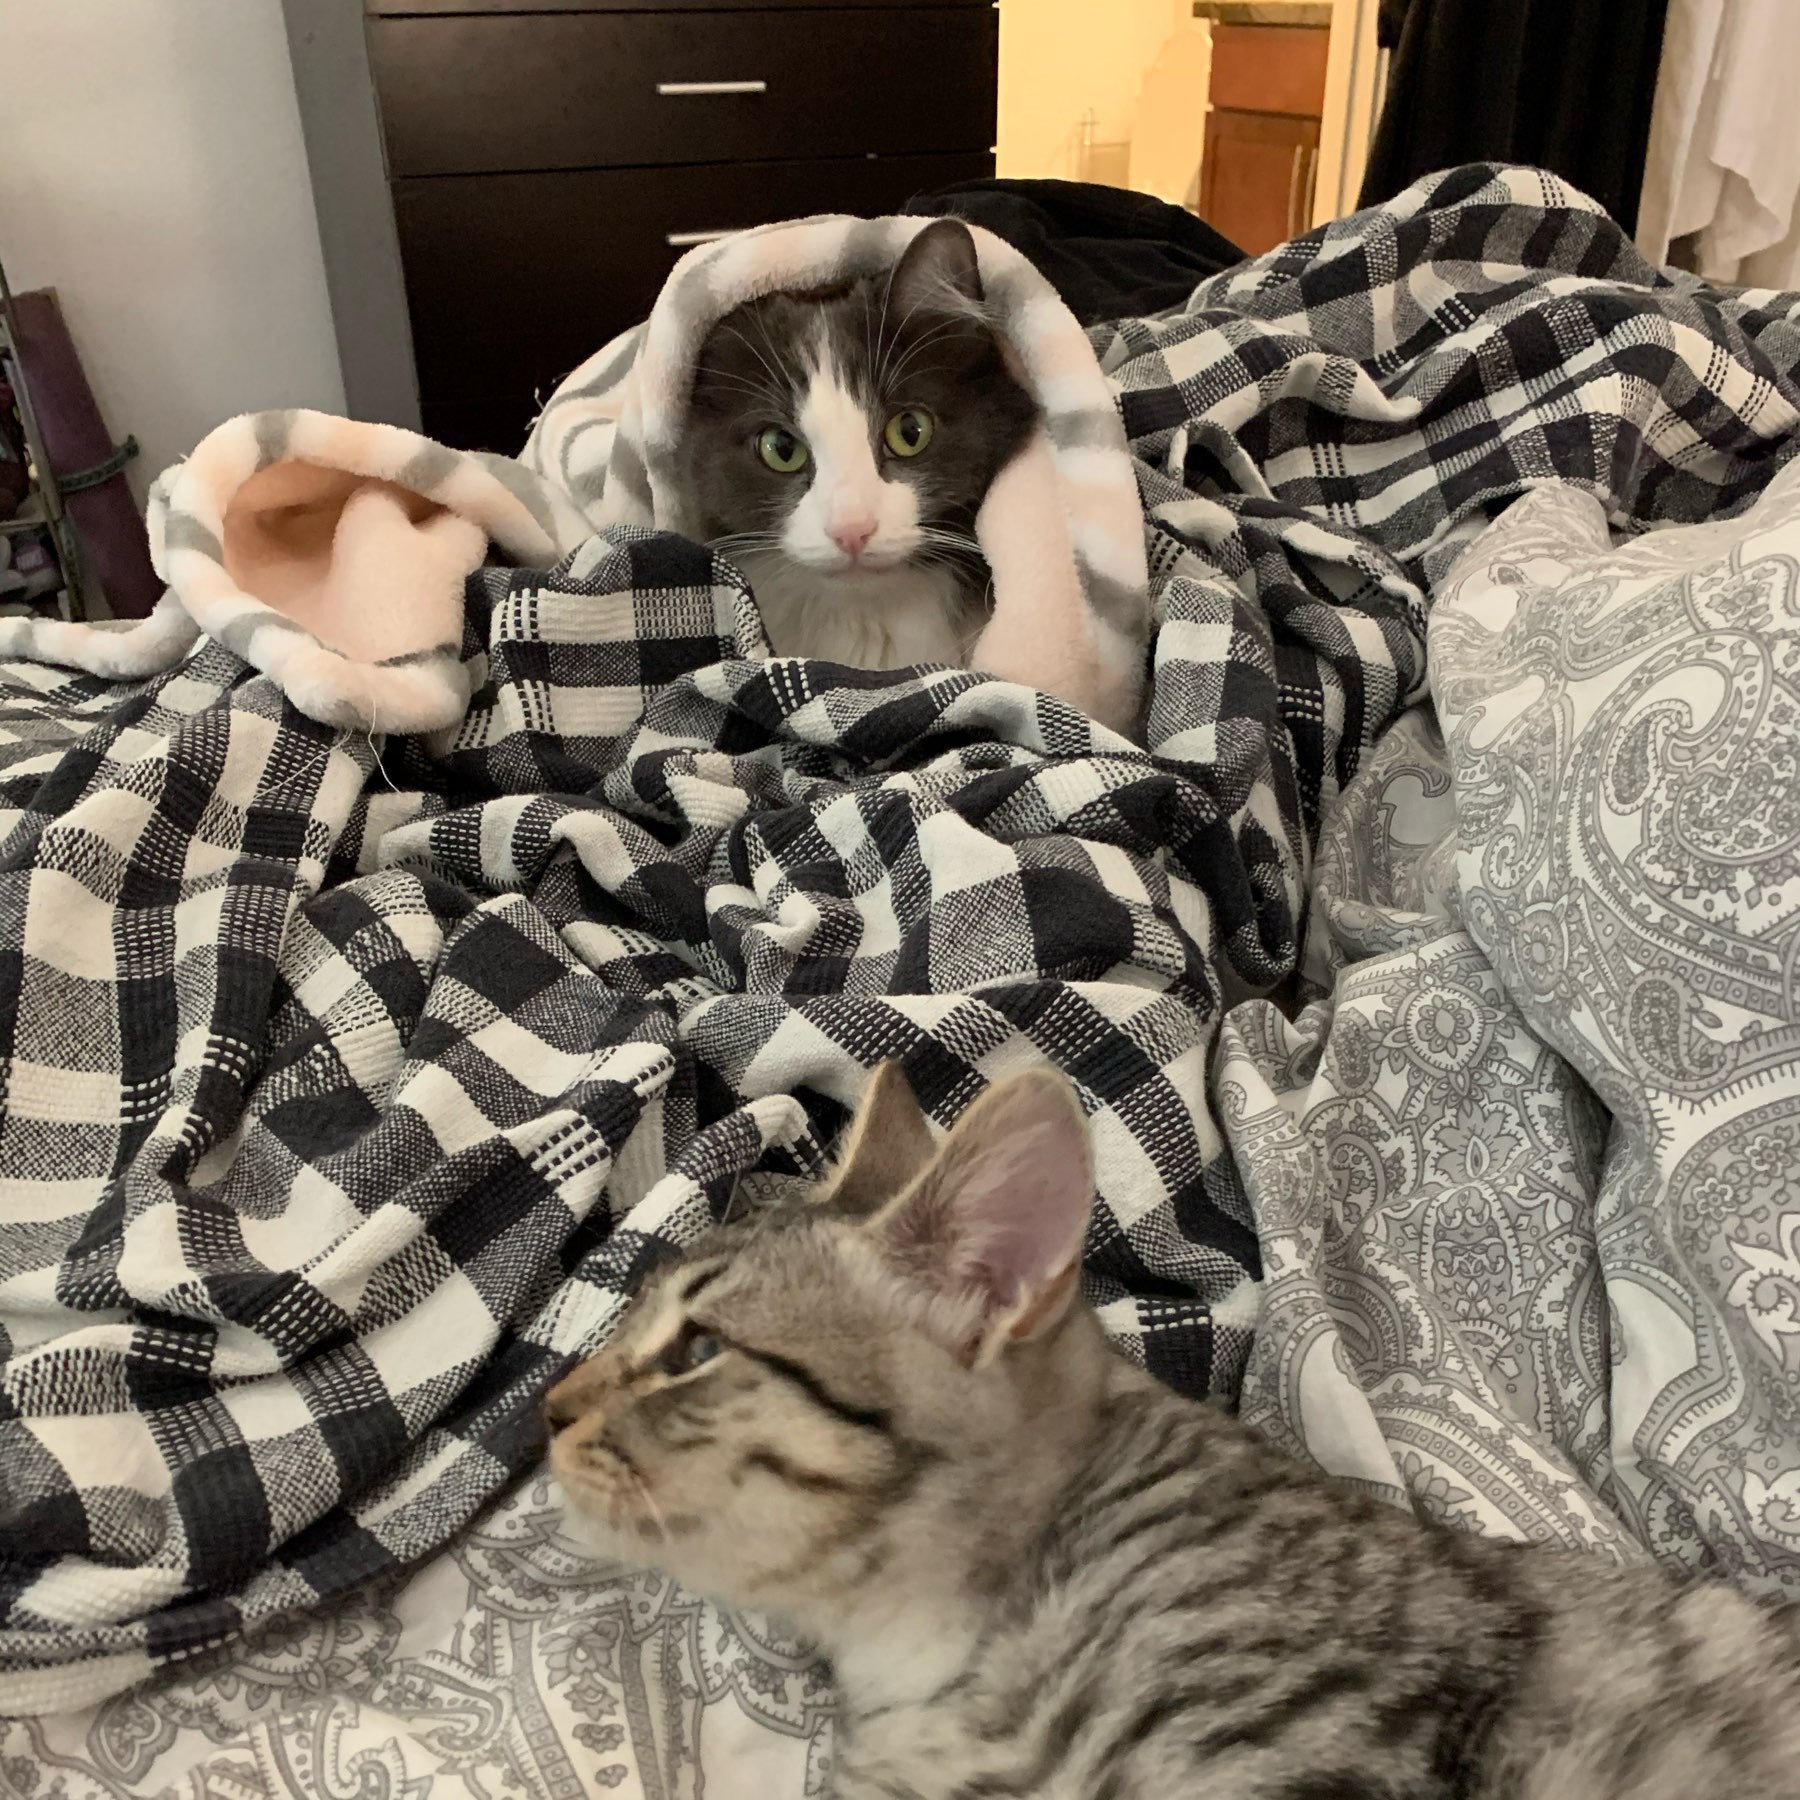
0;410;595;734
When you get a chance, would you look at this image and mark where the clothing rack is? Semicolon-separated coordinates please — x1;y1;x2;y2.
0;251;89;621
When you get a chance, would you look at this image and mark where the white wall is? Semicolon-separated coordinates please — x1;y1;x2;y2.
999;0;1364;214
997;0;1191;184
0;0;344;507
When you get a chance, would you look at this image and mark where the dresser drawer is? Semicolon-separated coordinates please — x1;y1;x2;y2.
370;8;998;178
370;0;991;11
396;150;995;451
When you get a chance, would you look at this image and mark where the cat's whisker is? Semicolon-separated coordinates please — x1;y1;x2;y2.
699;374;787;406
877;292;956;390
882;323;971;391
886;289;983;363
880;291;946;382
723;319;784;378
915;530;987;564
885;314;970;357
719;324;790;398
874;270;902;389
751;306;803;399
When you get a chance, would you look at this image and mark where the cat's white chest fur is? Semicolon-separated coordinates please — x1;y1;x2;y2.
736;548;977;671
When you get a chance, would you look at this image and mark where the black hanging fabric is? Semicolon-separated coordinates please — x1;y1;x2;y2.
1359;0;1672;233
905;179;1246;324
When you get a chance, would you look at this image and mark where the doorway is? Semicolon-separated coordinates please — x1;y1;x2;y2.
996;0;1384;252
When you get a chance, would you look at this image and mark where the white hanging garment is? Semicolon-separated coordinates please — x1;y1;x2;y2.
1637;0;1800;285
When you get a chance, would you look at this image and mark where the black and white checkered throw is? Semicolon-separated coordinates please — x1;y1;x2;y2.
5;166;1800;1708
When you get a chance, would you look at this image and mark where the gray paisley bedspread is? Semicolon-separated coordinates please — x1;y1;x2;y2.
10;1468;828;1797
1226;463;1800;1592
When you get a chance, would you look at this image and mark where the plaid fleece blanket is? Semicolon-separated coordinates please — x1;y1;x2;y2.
4;166;1800;1712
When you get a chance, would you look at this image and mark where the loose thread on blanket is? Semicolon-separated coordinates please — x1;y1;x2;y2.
258;742;336;811
258;721;400;810
363;696;400;794
364;731;400;794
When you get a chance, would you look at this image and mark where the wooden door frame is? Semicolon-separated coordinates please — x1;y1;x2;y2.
1313;0;1383;226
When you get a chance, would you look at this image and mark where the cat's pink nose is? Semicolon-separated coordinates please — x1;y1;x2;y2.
830;520;876;558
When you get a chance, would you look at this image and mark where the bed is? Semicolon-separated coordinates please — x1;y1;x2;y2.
5;163;1800;1794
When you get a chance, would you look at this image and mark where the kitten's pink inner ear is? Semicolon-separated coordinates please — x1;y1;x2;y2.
878;1068;1094;1342
997;1258;1081;1350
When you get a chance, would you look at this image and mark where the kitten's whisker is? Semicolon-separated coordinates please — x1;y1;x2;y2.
631;1475;673;1544
598;1449;674;1542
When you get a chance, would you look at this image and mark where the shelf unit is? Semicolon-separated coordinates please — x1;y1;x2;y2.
0;252;87;620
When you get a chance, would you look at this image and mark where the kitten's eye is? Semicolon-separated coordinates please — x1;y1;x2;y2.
656;1327;725;1378
883;409;935;458
756;427;809;473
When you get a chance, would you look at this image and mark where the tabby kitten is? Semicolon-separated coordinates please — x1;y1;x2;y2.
547;1065;1800;1800
677;217;1040;671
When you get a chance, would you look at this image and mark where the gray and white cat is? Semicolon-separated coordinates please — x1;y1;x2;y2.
547;1064;1800;1799
678;218;1039;670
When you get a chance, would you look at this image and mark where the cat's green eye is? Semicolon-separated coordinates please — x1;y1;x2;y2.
757;427;809;474
883;409;935;458
657;1328;724;1377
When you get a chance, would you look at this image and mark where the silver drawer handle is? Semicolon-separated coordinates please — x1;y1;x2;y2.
656;80;767;97
666;229;737;248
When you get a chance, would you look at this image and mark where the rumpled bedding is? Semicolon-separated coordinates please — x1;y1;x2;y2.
1231;460;1800;1591
7;163;1800;1793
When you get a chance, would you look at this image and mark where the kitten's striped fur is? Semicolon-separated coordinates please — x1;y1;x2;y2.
548;1065;1800;1799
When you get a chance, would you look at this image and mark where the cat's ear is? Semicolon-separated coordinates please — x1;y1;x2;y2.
888;218;985;316
871;1068;1093;1363
823;1060;938;1219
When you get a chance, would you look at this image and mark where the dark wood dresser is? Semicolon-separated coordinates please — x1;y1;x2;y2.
283;0;998;454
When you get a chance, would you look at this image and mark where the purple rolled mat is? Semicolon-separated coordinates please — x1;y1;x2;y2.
0;382;26;519
9;288;160;619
